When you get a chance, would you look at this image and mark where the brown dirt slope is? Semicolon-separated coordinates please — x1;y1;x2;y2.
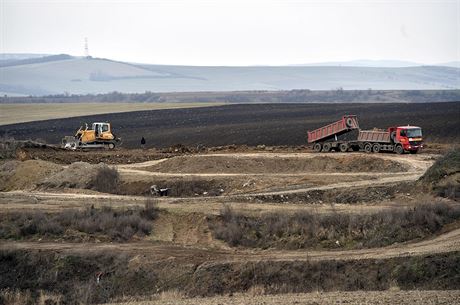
0;160;62;191
145;154;406;174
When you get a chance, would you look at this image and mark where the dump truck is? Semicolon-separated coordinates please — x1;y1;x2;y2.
62;122;121;150
307;115;423;154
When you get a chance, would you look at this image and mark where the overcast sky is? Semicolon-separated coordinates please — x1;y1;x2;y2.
1;0;459;66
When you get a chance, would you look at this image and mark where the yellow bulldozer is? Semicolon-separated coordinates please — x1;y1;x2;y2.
62;122;121;150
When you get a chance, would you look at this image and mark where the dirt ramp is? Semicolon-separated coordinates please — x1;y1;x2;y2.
0;160;62;191
146;155;407;174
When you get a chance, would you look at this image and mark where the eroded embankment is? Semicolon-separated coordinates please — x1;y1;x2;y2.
1;249;459;304
143;154;408;174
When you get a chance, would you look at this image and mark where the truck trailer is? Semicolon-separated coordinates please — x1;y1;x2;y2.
307;115;423;154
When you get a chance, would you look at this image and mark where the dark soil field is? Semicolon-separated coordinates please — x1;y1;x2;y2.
1;102;459;148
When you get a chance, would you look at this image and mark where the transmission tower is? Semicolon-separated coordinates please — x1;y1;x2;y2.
84;37;90;58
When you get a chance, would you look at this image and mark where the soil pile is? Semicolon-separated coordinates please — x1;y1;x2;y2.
20;147;172;164
41;162;107;189
146;155;406;174
0;160;62;191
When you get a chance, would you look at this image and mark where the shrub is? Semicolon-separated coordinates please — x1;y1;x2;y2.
421;148;460;184
140;198;159;220
211;201;460;250
90;165;120;193
420;148;460;200
0;204;158;242
0;136;21;159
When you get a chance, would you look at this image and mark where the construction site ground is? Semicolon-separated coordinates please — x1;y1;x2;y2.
1;147;459;304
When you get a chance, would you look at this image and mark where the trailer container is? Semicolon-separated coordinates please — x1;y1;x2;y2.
307;115;359;144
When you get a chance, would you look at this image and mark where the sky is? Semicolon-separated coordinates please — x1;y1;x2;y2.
1;0;459;66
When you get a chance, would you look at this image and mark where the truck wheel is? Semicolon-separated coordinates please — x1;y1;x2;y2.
313;143;322;152
372;143;380;153
395;145;404;154
108;143;115;149
322;143;331;152
346;118;353;128
364;143;372;153
339;143;348;152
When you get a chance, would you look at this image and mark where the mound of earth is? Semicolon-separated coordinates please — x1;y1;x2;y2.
17;147;172;165
40;162;108;189
420;148;460;199
0;160;63;191
145;155;406;174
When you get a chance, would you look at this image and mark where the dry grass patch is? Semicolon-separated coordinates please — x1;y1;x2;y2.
211;201;460;249
0;200;159;242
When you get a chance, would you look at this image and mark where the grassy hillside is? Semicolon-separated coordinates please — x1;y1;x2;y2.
1;56;459;95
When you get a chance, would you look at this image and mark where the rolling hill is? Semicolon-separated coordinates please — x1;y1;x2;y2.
0;55;459;95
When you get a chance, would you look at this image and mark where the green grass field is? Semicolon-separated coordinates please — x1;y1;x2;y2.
0;102;223;126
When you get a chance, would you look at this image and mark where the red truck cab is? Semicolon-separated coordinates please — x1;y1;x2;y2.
388;126;423;154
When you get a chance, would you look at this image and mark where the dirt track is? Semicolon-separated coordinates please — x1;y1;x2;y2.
2;151;456;264
0;152;435;207
2;149;459;303
116;152;432;197
1;225;459;263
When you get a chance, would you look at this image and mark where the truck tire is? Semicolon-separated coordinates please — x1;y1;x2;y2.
108;143;115;149
346;118;353;128
339;143;348;152
372;143;381;153
395;145;404;154
322;143;331;152
364;143;372;153
313;143;322;152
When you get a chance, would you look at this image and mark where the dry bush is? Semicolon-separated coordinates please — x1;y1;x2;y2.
158;289;185;301
38;290;62;305
421;148;460;184
421;148;460;200
0;288;32;305
140;197;159;220
0;205;157;242
247;284;266;296
90;165;120;193
211;201;460;249
0;136;21;160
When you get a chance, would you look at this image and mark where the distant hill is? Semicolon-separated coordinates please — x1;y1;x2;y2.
0;54;74;68
0;55;459;95
291;60;422;67
0;53;51;61
437;61;460;68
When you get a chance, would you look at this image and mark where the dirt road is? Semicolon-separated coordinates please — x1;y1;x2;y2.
1;152;450;264
0;152;436;212
1;223;459;264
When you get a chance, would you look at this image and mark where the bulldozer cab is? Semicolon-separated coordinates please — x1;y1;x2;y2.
92;123;113;140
